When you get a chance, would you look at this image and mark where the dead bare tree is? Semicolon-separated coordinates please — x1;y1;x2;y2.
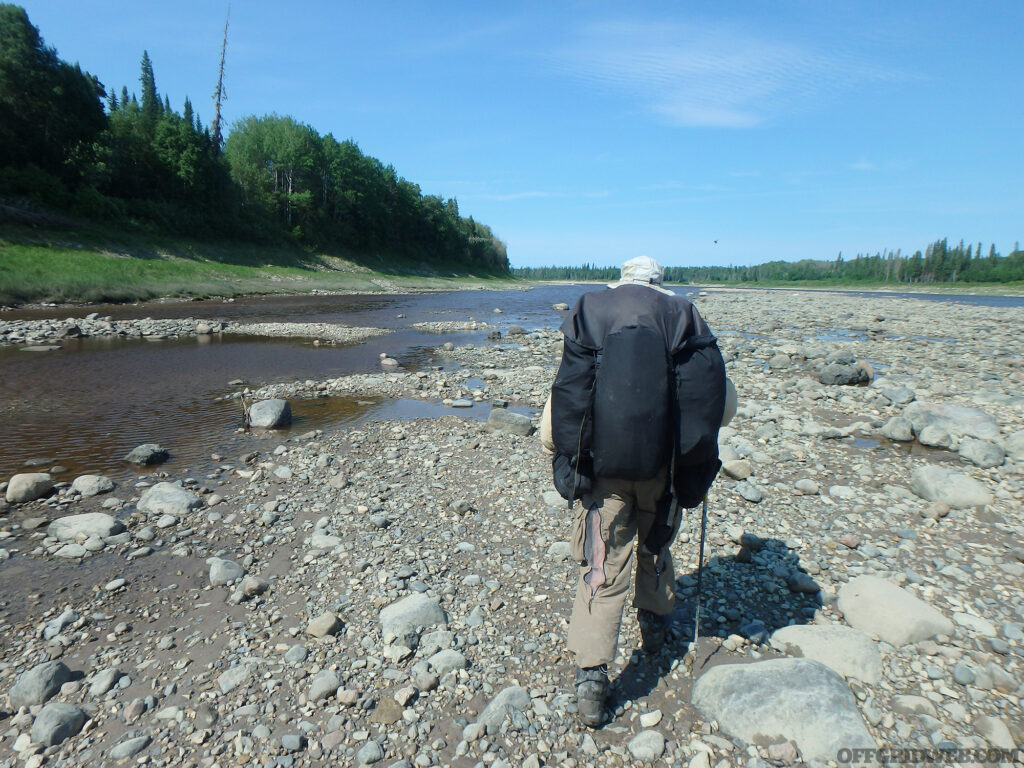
211;6;230;153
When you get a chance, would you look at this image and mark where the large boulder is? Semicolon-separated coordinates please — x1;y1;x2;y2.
1005;429;1024;461
837;575;953;646
9;660;73;708
137;482;201;517
5;473;53;503
123;443;169;465
903;402;999;441
71;474;115;497
957;439;1005;469
880;417;914;442
31;703;87;747
769;625;882;683
47;512;125;542
909;466;992;508
486;408;534;436
691;658;874;763
248;399;292;429
379;593;446;644
819;363;869;386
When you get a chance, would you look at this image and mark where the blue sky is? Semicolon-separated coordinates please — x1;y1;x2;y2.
20;0;1024;268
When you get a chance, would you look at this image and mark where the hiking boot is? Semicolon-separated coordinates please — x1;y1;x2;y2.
638;609;668;653
575;665;609;728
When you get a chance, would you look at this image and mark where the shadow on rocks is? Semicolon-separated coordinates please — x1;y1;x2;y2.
609;536;824;713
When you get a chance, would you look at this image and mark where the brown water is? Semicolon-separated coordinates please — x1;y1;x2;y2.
1;286;610;483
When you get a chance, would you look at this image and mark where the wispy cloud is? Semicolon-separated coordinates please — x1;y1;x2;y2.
546;20;909;128
848;160;877;171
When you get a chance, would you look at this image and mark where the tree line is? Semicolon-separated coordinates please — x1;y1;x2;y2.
515;239;1024;285
0;5;508;272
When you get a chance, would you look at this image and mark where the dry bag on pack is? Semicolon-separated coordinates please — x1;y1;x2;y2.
671;332;726;507
591;325;672;480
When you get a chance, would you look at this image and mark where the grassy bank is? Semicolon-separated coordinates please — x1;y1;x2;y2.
0;225;520;306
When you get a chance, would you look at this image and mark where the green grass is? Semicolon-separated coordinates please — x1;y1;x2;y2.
0;225;520;306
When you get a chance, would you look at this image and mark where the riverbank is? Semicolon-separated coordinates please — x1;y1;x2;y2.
1;289;1022;766
0;227;519;308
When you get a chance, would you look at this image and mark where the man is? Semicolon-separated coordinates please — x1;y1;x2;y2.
542;255;735;728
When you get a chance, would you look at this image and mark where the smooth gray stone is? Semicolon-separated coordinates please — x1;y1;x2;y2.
9;660;73;708
837;575;953;646
691;658;874;763
819;363;868;386
627;730;666;761
217;662;256;694
909;466;993;509
903;401;1000;441
477;685;530;727
957;439;1005;469
5;473;53;503
427;649;468;677
48;512;125;542
31;703;86;747
248;398;292;428
71;474;115;497
379;593;446;643
1004;429;1024;461
122;443;168;465
881;417;914;442
308;670;342;701
137;482;201;517
486;408;534;436
208;557;245;586
357;740;384;764
918;424;953;448
109;732;151;760
770;625;882;683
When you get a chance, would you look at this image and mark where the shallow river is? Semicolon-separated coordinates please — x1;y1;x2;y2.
2;285;1021;483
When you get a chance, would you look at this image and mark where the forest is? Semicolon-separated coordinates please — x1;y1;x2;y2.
0;5;508;273
515;239;1024;285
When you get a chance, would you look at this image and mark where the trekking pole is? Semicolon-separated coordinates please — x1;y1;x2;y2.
692;493;709;651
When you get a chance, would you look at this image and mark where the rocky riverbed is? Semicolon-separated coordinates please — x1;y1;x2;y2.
0;315;391;348
1;288;1022;767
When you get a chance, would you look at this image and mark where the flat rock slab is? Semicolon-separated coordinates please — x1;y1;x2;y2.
48;512;125;542
6;473;53;503
903;401;1000;441
486;408;534;436
909;466;992;508
691;658;874;763
379;593;446;643
837;575;953;646
770;624;882;683
137;482;201;517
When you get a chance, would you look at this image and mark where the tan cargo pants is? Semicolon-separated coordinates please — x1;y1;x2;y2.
566;468;680;668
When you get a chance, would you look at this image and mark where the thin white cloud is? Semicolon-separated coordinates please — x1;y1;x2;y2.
547;20;909;128
848;160;877;171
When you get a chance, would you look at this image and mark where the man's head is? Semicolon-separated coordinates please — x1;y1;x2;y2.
608;255;674;295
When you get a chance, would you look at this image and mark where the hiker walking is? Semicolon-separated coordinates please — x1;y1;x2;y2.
541;255;736;728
